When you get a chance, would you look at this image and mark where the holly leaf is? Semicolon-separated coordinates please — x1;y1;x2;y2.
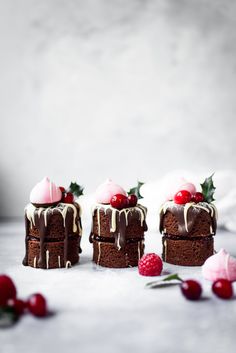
146;273;183;289
0;306;18;328
200;174;216;203
127;181;144;199
68;182;84;197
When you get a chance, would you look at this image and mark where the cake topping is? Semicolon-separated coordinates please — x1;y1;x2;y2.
60;182;84;204
212;279;233;299
110;194;128;210
174;190;192;204
127;194;138;207
202;249;236;282
95;179;127;204
191;192;204;203
30;177;62;206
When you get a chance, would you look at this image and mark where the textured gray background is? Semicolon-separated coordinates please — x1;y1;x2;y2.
0;0;236;217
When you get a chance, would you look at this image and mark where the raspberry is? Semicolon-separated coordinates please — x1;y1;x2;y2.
138;253;163;276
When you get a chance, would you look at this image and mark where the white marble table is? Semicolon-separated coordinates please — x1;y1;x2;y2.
0;220;235;353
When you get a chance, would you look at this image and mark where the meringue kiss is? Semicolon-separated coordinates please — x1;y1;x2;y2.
95;179;126;204
30;177;62;206
202;249;236;282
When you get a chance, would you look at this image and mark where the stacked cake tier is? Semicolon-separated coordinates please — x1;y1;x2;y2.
90;204;147;268
159;201;217;266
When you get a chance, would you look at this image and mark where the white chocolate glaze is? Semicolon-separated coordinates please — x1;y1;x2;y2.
25;202;82;235
160;201;217;234
91;203;147;234
58;256;61;268
46;250;49;269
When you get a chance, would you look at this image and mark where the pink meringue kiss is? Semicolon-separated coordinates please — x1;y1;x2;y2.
202;249;236;282
30;177;62;206
166;180;196;201
95;179;127;204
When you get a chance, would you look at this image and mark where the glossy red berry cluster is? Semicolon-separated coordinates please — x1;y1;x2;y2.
110;194;138;209
0;274;48;320
174;190;204;205
59;186;74;204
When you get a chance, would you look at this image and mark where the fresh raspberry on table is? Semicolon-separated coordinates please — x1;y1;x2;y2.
138;253;163;276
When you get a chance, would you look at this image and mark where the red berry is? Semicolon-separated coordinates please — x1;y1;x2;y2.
27;293;47;317
59;186;65;193
212;279;233;299
7;298;26;316
192;192;204;203
181;280;202;300
62;192;74;204
0;275;17;306
174;190;192;204
127;194;138;207
138;253;163;276
110;194;128;210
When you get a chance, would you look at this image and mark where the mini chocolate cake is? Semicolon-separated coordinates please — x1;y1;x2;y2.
90;204;147;268
159;176;218;266
23;177;82;269
24;203;82;269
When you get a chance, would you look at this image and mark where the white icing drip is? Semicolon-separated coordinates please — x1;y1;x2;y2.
183;203;194;232
97;208;101;236
33;257;37;268
111;208;117;232
66;261;71;268
25;203;80;233
58;256;61;268
138;241;141;261
46;250;49;269
210;225;213;234
117;233;121;250
97;242;101;265
164;240;167;261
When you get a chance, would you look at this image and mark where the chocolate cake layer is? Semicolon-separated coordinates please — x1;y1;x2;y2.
160;201;217;237
90;204;147;268
92;239;145;268
23;202;82;269
27;237;80;269
162;235;214;266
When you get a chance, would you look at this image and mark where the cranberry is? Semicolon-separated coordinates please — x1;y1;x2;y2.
59;186;66;193
192;192;204;203
62;192;74;204
110;194;128;210
138;253;163;276
0;275;17;306
212;279;233;299
180;280;202;300
27;293;48;317
174;190;192;204
7;298;26;316
127;194;138;207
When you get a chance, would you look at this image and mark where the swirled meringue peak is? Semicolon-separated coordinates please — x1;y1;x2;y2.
30;177;62;206
202;249;236;282
95;179;127;204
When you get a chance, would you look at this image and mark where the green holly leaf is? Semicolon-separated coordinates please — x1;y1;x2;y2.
0;306;18;328
146;273;183;289
200;174;216;203
68;182;84;197
127;181;144;199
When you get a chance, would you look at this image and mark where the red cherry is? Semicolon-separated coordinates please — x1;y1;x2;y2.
180;280;202;300
0;275;17;306
59;186;66;193
62;192;74;204
127;194;138;207
110;194;128;210
174;190;192;204
27;293;48;317
192;192;204;203
7;298;26;316
212;279;233;299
